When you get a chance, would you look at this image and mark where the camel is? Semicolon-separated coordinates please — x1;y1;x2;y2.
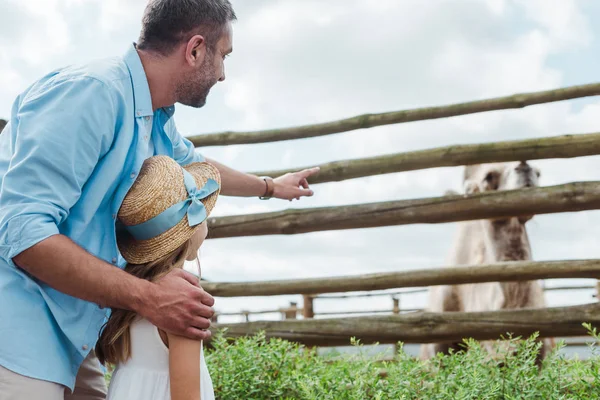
420;161;554;362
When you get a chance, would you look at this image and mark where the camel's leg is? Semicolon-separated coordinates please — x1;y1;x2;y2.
524;281;555;365
420;285;464;359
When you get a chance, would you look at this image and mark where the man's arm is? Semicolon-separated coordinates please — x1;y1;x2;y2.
168;125;321;200
14;235;214;339
14;235;147;311
204;157;270;197
205;157;321;200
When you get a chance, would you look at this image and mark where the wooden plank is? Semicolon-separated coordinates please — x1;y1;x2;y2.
312;285;594;300
190;83;600;146
250;132;600;184
211;303;600;346
207;182;600;238
202;259;600;297
314;288;429;299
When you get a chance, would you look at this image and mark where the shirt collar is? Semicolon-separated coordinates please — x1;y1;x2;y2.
123;43;154;117
163;105;176;117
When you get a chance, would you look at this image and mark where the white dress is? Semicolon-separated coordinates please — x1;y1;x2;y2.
106;317;215;400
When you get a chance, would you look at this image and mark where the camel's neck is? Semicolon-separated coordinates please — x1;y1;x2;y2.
481;219;532;263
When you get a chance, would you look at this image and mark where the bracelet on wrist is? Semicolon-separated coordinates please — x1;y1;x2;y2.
259;176;274;200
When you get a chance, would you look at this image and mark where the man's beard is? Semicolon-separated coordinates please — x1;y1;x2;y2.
176;57;216;108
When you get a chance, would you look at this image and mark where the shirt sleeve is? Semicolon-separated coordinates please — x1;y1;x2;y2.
166;117;205;165
0;77;116;267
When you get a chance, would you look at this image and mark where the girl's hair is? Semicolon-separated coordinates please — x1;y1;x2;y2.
95;239;193;366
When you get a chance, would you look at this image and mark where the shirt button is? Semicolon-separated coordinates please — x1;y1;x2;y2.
130;172;136;179
112;257;117;264
145;116;150;121
144;135;148;141
82;345;88;351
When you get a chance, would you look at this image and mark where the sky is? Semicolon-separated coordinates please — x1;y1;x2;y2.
1;0;600;340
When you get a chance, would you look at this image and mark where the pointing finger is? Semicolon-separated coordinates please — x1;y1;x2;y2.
299;167;321;180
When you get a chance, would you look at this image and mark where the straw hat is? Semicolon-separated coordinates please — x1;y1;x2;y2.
117;155;221;264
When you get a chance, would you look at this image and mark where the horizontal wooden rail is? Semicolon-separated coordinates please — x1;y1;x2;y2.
211;303;600;346
202;259;600;297
312;285;594;300
545;285;596;292
207;181;600;238
250;132;600;185
190;82;600;146
315;288;428;299
215;285;595;320
215;308;423;318
314;308;422;316
215;309;286;317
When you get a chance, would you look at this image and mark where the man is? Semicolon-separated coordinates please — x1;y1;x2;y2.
0;0;319;398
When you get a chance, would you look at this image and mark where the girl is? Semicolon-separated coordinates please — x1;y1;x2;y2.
96;155;221;400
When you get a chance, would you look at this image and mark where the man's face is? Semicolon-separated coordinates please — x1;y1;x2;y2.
177;23;233;108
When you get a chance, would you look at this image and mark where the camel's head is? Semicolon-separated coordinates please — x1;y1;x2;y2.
463;161;540;194
463;162;541;261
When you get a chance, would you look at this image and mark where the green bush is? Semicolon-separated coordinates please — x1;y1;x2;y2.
205;324;600;400
105;323;600;399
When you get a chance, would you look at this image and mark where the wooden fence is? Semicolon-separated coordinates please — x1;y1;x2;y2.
213;284;596;321
190;82;600;146
195;83;600;347
250;132;600;185
203;260;600;297
206;261;600;344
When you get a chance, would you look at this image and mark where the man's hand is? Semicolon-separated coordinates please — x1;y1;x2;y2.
204;157;321;200
137;269;215;341
273;167;321;201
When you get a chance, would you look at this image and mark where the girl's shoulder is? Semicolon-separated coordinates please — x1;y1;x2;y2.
135;317;170;348
129;317;170;354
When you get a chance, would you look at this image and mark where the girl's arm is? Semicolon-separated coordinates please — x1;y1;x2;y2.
167;332;202;400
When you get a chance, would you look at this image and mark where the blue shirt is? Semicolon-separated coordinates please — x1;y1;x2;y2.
0;43;204;390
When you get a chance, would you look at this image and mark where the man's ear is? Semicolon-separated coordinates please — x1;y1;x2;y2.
185;34;207;66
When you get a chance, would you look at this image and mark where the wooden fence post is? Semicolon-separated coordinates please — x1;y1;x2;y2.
303;295;314;319
302;295;316;351
284;302;298;320
392;297;400;357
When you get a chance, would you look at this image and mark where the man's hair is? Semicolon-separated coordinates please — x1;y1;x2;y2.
137;0;236;56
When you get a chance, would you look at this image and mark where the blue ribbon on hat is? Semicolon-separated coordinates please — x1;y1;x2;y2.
125;169;219;241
